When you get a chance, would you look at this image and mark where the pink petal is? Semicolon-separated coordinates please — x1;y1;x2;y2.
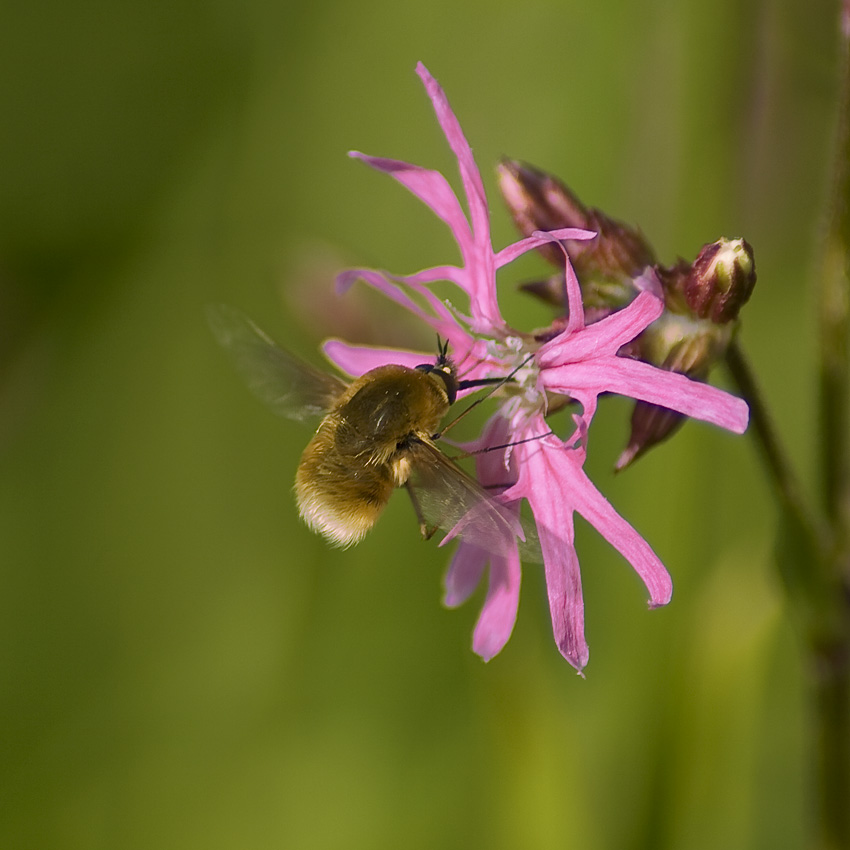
530;231;586;333
322;340;431;377
565;461;673;607
523;477;588;672
416;63;489;251
472;414;517;485
336;267;471;350
472;548;521;661
464;256;502;333
349;152;474;257
564;245;585;333
546;356;750;433
633;266;664;298
493;227;596;269
336;268;430;319
538;521;588;672
444;542;487;607
504;425;589;672
443;538;521;662
416;62;503;333
398;266;481;332
538;290;663;366
439;496;525;547
401;264;465;287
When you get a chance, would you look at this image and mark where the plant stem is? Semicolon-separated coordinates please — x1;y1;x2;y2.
811;5;850;846
813;639;850;850
725;8;850;822
726;334;850;849
724;340;818;537
729;5;850;845
821;7;850;541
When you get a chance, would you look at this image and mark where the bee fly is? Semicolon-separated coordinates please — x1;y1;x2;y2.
208;305;536;557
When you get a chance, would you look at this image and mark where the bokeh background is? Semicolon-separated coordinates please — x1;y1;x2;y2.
0;0;840;847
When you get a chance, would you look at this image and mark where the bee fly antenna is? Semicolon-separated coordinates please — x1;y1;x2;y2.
435;335;450;363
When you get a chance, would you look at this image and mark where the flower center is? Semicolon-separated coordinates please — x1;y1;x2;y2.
484;336;545;423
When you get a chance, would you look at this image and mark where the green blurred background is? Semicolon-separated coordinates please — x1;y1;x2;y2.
0;0;840;847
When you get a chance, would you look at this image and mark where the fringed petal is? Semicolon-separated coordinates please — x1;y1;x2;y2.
494;227;595;269
472;548;521;662
538;290;663;366
567;462;673;607
349;152;473;255
547;356;750;434
322;340;430;376
443;542;487;608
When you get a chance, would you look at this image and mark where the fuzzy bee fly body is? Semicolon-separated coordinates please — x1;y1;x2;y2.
296;360;457;546
208;305;534;557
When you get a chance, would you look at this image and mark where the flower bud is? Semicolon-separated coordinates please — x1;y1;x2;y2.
679;238;756;324
497;159;656;282
616;402;684;471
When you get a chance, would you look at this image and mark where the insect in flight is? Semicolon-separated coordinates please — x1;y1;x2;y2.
208;305;537;558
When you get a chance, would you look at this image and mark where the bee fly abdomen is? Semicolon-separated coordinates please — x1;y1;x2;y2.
294;417;396;548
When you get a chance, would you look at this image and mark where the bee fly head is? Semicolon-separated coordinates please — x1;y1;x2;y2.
415;339;459;405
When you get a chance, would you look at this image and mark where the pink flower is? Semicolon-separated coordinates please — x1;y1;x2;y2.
327;63;749;671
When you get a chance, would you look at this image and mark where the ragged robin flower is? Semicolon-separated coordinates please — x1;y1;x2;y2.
498;159;757;469
326;63;749;671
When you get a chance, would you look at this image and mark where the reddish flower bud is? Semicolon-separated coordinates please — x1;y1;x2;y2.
682;238;756;324
497;159;656;281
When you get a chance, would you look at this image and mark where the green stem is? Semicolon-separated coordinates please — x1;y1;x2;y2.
821;15;850;541
726;4;850;809
811;5;850;846
813;641;850;850
724;340;817;536
726;335;850;849
730;5;850;844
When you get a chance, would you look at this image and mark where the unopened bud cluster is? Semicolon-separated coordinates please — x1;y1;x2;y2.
498;160;757;467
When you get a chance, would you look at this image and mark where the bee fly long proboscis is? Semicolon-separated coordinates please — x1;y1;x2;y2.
209;305;541;561
433;352;535;441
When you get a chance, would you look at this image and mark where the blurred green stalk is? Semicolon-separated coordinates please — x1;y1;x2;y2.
813;6;850;847
727;7;850;846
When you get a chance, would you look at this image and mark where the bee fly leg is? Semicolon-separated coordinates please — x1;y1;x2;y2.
404;481;438;540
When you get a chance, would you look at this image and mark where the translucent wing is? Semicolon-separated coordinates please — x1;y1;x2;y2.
406;440;542;563
207;304;346;422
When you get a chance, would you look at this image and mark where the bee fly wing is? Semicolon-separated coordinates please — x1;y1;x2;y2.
207;304;346;422
406;441;542;563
